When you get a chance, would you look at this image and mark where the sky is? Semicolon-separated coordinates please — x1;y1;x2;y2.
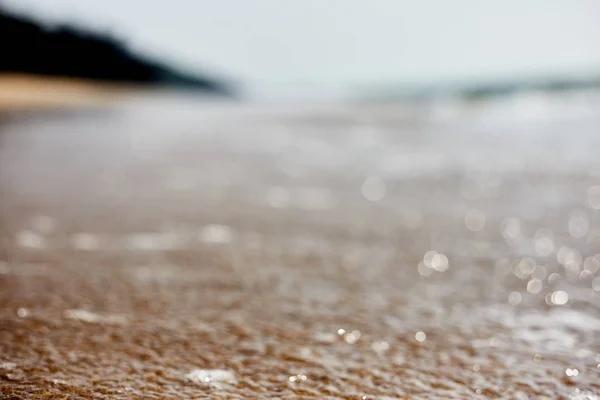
4;0;600;96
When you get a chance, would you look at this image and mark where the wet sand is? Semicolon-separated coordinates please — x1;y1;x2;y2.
1;94;600;399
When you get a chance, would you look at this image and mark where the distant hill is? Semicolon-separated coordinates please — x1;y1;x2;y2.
356;76;600;102
0;6;234;96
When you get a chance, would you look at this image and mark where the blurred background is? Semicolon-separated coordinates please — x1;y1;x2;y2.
2;1;600;399
2;0;600;102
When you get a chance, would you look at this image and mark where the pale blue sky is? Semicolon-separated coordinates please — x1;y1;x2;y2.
5;0;600;95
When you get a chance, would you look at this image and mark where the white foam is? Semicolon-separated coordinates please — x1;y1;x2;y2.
63;309;127;325
185;369;236;387
16;230;45;249
0;362;17;370
72;233;100;250
199;224;234;244
511;309;600;353
126;232;184;251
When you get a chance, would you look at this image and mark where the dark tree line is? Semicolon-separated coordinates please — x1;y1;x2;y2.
0;6;233;95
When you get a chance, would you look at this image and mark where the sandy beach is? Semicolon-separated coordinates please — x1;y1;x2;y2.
0;74;170;112
0;74;113;111
1;92;600;399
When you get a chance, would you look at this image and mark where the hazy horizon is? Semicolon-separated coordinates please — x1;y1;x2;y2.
4;0;600;98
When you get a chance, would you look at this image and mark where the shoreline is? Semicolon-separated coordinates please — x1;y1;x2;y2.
1;95;600;399
0;73;156;112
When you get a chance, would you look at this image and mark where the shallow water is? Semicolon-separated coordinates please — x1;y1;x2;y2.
1;93;600;399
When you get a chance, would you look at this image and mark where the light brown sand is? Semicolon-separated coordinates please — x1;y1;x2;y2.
1;96;600;399
0;74;150;111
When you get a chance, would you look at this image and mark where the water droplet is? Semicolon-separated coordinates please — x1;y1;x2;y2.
371;341;390;353
16;308;29;318
361;176;386;202
580;270;593;280
592;277;600;291
464;209;486;232
557;247;582;275
473;364;481;372
534;236;554;257
344;330;361;344
517;258;536;276
431;253;449;272
532;265;548;281
415;331;426;342
568;210;589;238
548;273;562;285
418;261;433;277
565;368;579;377
584;256;600;273
501;218;521;241
551;290;569;305
422;250;435;266
508;291;522;306
527;279;543;294
587;185;600;209
533;354;542;362
288;374;307;383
